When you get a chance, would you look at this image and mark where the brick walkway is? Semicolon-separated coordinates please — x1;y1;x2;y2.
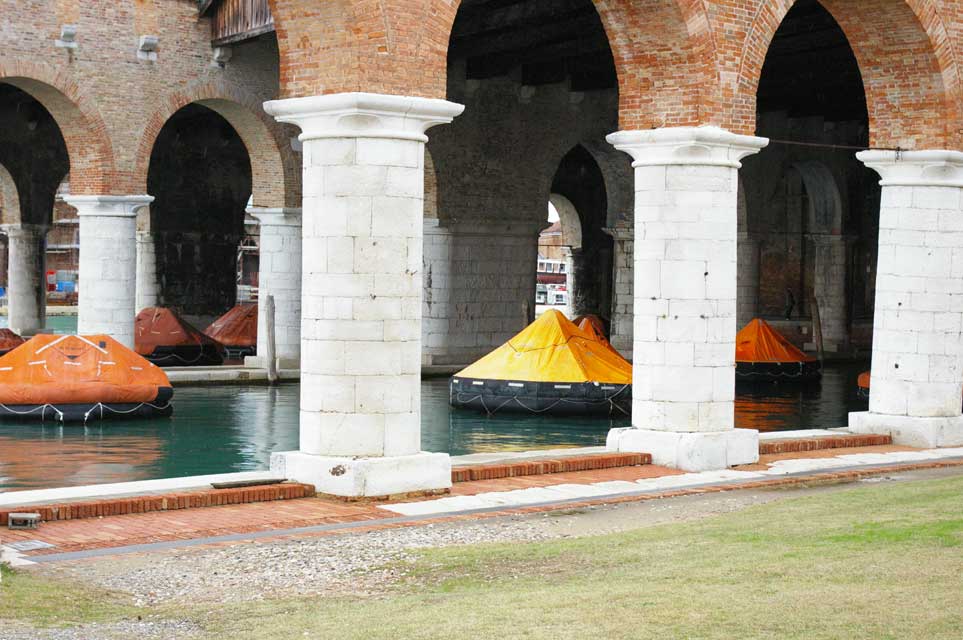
3;444;961;561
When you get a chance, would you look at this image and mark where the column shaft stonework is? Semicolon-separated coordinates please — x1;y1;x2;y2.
246;207;302;367
264;92;463;497
605;127;767;471
66;195;153;348
2;224;47;334
850;150;963;448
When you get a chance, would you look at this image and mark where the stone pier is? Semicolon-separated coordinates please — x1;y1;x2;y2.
265;93;463;497
66;195;153;347
2;223;47;334
422;218;542;366
606;127;768;471
849;150;963;448
246;206;302;368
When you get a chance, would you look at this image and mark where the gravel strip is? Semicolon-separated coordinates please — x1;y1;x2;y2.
1;618;203;640
43;517;552;606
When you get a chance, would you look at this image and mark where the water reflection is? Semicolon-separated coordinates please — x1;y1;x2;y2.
0;363;869;491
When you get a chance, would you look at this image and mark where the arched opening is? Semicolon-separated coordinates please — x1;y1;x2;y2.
146;103;253;325
423;0;622;367
0;83;72;334
538;145;613;321
737;0;881;431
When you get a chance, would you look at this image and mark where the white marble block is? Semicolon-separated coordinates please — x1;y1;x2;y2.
2;223;47;334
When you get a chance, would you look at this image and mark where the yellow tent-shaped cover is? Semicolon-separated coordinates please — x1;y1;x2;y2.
455;309;632;384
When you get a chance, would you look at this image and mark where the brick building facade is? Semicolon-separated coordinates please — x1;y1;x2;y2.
2;0;963;494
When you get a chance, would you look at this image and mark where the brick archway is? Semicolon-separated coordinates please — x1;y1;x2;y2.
733;0;958;149
0;162;21;226
0;58;116;195
134;80;300;208
267;0;709;130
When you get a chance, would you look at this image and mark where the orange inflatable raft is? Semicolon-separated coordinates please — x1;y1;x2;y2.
0;329;25;356
736;319;821;382
0;334;173;422
204;303;257;359
136;307;224;366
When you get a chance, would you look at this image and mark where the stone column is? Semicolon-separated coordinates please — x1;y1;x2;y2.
560;246;576;319
422;218;541;366
2;224;47;335
849;150;963;448
264;93;463;497
245;207;302;368
135;232;159;311
65;195;153;347
736;232;760;330
604;224;634;358
605;127;768;471
811;234;848;352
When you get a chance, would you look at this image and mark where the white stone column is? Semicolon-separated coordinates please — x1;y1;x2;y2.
736;232;760;330
811;234;848;351
561;246;576;319
65;195;153;347
264;92;463;497
245;207;302;368
135;232;159;312
605;127;768;471
2;224;47;334
604;224;634;358
422;218;541;366
849;150;963;448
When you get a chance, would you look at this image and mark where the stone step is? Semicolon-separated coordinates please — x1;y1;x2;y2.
451;452;650;483
758;433;892;455
0;482;315;526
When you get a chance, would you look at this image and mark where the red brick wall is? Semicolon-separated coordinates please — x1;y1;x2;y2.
269;0;962;149
0;1;299;204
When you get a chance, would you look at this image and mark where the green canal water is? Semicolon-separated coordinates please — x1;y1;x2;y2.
0;365;869;491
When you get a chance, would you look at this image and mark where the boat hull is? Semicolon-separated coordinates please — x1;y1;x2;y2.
735;360;822;382
450;377;631;417
143;344;224;367
0;387;174;422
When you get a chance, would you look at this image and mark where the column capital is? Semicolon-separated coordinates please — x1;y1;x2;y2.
246;206;302;227
263;92;464;143
602;225;633;241
606;126;768;168
856;150;963;187
64;195;154;217
0;222;49;237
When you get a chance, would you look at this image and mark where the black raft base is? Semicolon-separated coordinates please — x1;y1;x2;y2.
735;360;823;383
0;387;175;422
145;345;224;367
449;377;631;417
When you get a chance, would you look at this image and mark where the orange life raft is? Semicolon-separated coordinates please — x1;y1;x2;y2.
0;334;173;422
136;307;224;366
735;319;821;382
857;370;870;399
0;329;25;356
204;303;257;359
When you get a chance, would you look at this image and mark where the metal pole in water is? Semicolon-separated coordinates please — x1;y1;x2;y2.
265;294;278;385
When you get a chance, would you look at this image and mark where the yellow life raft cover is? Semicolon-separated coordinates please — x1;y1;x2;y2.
455;309;632;384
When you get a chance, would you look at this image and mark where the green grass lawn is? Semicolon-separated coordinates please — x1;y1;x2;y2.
4;474;963;639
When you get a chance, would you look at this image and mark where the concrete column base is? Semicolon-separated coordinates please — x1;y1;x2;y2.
849;411;963;449
270;450;452;498
607;427;759;471
244;355;300;370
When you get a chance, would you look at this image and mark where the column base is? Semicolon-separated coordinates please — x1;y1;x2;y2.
244;355;300;370
607;427;759;471
849;411;963;448
270;450;452;498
